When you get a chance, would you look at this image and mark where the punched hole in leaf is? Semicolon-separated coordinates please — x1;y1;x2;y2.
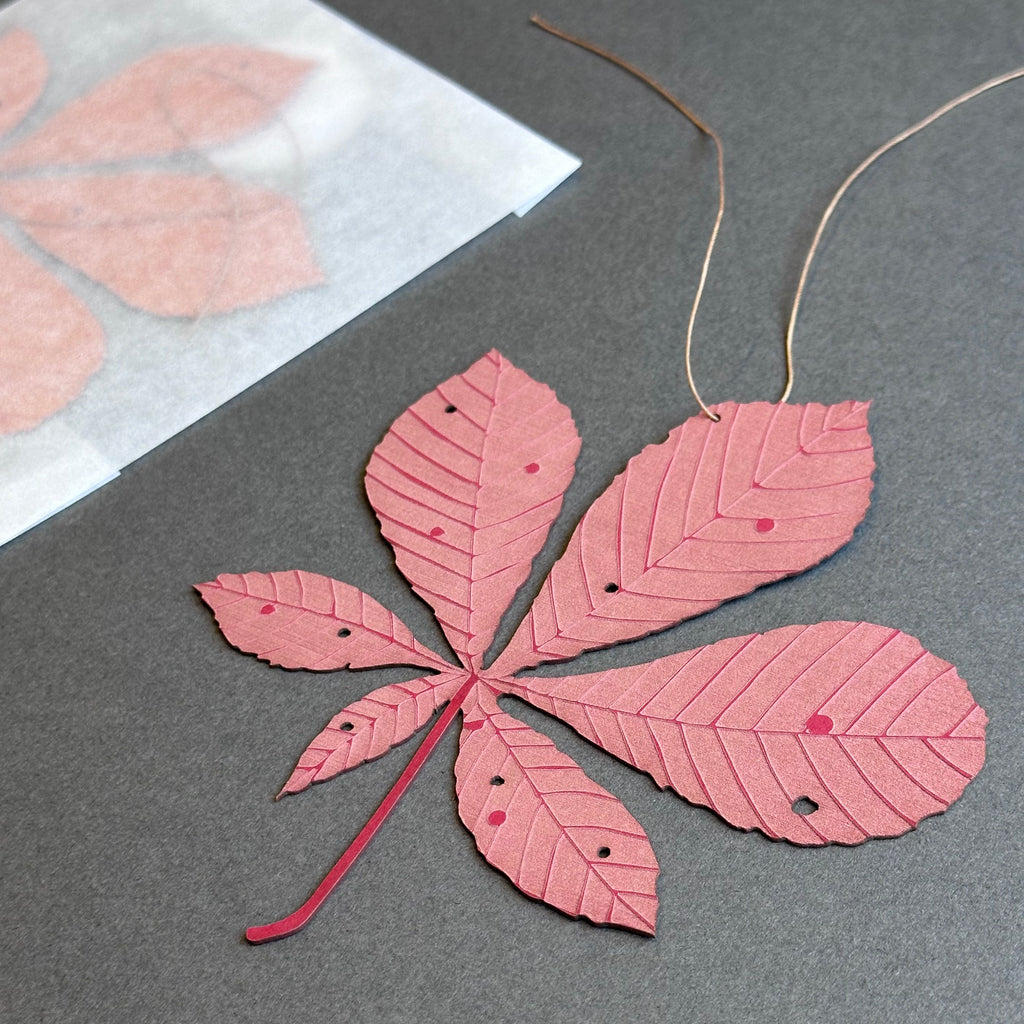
604;583;619;593
337;628;351;638
444;404;457;413
490;775;505;786
792;796;818;816
339;722;355;732
597;846;611;858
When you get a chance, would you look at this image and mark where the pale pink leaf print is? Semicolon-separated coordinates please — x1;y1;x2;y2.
0;29;47;140
280;670;467;796
0;173;323;316
0;233;104;435
492;401;874;674
365;350;581;668
507;621;986;845
456;685;660;934
195;571;448;672
0;45;313;170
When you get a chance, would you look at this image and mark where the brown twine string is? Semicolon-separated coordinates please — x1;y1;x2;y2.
532;15;1024;412
531;15;725;421
781;66;1024;402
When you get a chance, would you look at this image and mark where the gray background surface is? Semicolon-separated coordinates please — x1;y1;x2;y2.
2;1;1021;1022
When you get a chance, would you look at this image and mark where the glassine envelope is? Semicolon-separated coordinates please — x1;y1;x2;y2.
0;0;580;546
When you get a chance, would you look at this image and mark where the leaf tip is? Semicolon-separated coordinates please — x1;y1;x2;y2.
833;397;873;426
193;580;221;604
278;771;311;798
608;894;658;936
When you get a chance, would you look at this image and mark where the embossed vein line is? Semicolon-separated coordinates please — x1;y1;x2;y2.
875;738;950;806
755;732;824;842
945;702;981;737
615;459;630;585
367;457;476;510
405;408;482;458
751;403;785;488
922;738;973;779
678;726;718;811
751;623;866;730
643;425;686;571
523;683;967;741
386;427;478;486
753;414;869;493
435;387;487;431
464;361;500;655
796;734;868;836
715;728;774;835
682;416;716;541
834;737;916;824
705;632;804;727
485;710;653;926
883;663;952;734
712;406;738;515
411;581;472;611
843;640;924;733
668;632;764;721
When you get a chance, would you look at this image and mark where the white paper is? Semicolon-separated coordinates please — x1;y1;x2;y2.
0;0;580;546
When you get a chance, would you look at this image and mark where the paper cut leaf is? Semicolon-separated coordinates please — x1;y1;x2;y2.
281;671;467;795
365;350;581;668
195;571;448;672
197;352;984;941
0;173;323;316
0;29;47;139
456;685;659;933
509;621;986;845
0;45;313;170
493;401;874;674
0;233;104;435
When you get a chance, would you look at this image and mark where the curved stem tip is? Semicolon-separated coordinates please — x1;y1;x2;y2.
245;673;478;944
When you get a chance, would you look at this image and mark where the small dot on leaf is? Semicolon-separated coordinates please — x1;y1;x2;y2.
488;810;506;826
429;526;445;537
805;713;833;735
524;463;540;474
259;604;276;615
755;518;775;532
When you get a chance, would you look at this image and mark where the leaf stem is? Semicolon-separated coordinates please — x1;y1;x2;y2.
245;673;478;944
